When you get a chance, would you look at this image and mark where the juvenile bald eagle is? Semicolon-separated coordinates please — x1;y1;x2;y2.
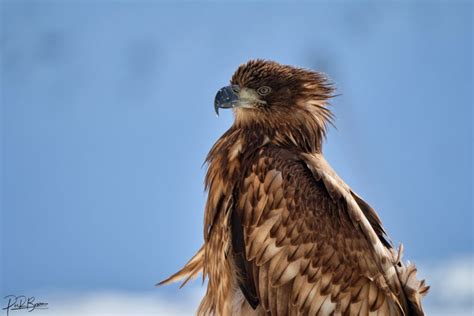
159;60;428;315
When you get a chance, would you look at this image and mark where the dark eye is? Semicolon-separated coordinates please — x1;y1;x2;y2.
257;86;271;96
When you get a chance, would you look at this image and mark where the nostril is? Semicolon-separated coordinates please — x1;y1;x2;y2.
231;85;240;94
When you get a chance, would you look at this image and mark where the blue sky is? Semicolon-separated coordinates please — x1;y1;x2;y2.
1;1;472;314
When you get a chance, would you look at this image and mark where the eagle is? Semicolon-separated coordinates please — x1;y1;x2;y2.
159;60;429;315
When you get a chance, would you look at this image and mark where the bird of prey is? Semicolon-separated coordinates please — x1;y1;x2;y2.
159;60;428;315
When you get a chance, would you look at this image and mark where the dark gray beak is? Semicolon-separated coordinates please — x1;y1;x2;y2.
214;85;240;116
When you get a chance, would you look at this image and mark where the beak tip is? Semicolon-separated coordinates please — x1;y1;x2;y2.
214;85;239;116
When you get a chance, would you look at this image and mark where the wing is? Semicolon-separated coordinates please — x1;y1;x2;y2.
231;147;426;315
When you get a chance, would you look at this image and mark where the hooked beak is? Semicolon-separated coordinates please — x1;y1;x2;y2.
214;85;240;116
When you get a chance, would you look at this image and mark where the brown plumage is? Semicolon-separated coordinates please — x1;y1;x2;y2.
159;60;429;315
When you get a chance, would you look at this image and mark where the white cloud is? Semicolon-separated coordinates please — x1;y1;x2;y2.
419;255;473;316
11;256;473;316
10;289;205;316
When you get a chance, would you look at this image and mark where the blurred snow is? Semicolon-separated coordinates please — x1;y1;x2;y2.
29;289;205;316
20;256;472;316
421;255;474;316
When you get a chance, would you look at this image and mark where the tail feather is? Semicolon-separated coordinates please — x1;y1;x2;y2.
394;244;430;316
156;245;204;288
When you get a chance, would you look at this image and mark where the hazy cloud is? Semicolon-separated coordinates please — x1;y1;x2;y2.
24;256;473;316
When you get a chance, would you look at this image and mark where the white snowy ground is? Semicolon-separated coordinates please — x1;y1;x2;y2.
20;256;474;316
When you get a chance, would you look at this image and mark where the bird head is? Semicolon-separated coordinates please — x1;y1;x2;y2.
214;60;334;151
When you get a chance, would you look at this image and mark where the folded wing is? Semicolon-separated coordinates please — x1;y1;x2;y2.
232;147;428;315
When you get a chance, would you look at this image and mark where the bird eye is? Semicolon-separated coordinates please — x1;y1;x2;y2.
257;86;271;96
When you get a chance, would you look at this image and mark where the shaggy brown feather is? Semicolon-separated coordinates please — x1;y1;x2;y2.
159;60;428;315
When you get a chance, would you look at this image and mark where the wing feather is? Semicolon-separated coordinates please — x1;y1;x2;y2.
230;147;427;315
